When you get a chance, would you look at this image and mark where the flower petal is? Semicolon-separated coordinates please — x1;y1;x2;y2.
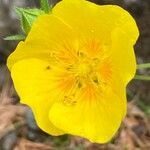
49;83;126;143
111;28;136;85
97;58;127;118
53;0;139;44
7;14;76;70
11;58;64;135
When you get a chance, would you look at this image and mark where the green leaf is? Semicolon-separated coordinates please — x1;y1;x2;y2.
134;75;150;81
15;8;45;34
4;34;26;41
137;63;150;69
40;0;51;13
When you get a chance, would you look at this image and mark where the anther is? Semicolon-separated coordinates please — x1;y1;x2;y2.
66;65;73;71
46;66;51;70
92;76;99;85
63;96;77;106
78;82;82;88
77;51;85;57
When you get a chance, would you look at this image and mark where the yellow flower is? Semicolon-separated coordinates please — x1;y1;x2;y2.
7;0;139;143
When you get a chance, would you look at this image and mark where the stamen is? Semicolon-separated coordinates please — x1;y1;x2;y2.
66;65;73;71
63;95;77;106
77;51;85;58
91;58;100;69
46;66;51;70
78;81;82;88
92;75;99;85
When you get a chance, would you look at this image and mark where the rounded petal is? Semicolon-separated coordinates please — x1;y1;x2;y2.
53;0;139;44
7;14;76;70
49;84;125;143
11;58;64;135
111;28;136;85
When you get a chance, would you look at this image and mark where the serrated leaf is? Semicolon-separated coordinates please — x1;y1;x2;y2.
15;8;45;34
40;0;51;13
4;34;26;41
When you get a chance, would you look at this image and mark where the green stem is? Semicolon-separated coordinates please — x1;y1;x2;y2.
40;0;50;13
137;63;150;69
134;75;150;81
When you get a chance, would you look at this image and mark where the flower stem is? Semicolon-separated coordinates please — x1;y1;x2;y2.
134;75;150;81
137;63;150;69
40;0;50;13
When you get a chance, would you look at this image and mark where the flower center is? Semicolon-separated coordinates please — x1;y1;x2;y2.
62;55;100;106
77;61;92;77
66;52;100;87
